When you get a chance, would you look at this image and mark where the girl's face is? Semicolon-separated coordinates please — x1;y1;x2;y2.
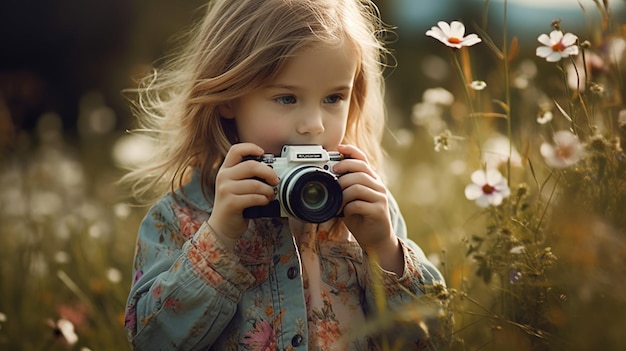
222;41;358;155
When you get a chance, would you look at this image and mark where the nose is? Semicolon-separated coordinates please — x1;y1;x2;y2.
296;108;325;135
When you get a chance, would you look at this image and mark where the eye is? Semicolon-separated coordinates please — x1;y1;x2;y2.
323;94;343;104
275;95;297;105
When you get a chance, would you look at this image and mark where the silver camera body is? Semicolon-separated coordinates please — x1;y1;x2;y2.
243;145;344;223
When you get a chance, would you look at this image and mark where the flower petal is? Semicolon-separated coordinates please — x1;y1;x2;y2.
546;52;563;62
426;27;448;43
553;130;578;144
485;169;503;184
563;46;579;57
537;33;553;46
437;21;451;35
475;196;490;208
462;34;482;47
465;184;483;200
489;193;504;206
536;46;553;58
540;141;572;168
497;184;511;198
561;33;578;46
470;170;486;185
540;143;555;159
544;155;566;168
549;30;564;43
449;21;466;38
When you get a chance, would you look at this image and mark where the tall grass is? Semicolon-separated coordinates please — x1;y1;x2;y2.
0;113;142;350
385;0;626;350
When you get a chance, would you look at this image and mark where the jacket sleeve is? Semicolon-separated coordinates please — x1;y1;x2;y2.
386;192;445;288
124;197;256;350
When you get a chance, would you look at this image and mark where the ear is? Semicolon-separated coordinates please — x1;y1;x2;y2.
217;103;235;119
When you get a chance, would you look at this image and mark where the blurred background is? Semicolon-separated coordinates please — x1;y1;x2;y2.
3;0;622;136
1;0;625;350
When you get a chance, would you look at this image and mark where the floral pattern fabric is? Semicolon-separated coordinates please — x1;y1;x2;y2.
124;170;446;350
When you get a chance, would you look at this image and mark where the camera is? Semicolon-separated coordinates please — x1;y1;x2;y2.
243;145;344;223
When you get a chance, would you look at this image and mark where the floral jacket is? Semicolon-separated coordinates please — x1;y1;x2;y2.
124;171;446;350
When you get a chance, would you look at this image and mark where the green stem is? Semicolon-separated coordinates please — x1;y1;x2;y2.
503;0;512;186
452;50;475;114
558;60;577;136
579;49;595;134
451;49;483;161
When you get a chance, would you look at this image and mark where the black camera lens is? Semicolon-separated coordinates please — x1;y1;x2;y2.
301;181;328;210
280;166;342;223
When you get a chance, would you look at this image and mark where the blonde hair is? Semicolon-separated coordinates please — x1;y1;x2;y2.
123;0;392;203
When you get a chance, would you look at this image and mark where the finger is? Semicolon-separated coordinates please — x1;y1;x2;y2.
342;199;387;219
333;158;377;179
220;149;279;185
336;144;368;162
222;143;266;168
216;193;276;214
337;172;385;193
340;183;386;207
235;160;280;185
217;178;276;199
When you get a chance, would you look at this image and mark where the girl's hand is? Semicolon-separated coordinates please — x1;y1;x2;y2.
333;144;403;274
208;143;279;248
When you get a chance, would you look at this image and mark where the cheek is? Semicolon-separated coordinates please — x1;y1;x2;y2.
237;118;290;148
266;118;292;136
330;114;349;138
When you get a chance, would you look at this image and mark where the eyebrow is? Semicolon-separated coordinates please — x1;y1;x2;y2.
265;83;352;91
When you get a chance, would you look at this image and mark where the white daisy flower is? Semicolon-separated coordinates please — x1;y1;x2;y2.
422;87;455;106
470;80;487;91
48;318;79;346
426;21;482;49
540;130;584;168
464;169;511;208
536;30;579;62
536;111;553;124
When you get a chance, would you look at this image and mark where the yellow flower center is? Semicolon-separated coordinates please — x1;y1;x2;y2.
551;41;566;52
448;37;462;44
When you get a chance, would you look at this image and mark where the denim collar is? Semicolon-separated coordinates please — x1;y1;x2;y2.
173;168;214;213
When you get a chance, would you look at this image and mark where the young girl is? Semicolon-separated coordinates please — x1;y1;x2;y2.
123;0;448;350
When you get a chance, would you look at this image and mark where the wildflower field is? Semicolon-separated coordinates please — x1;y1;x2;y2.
1;0;626;350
